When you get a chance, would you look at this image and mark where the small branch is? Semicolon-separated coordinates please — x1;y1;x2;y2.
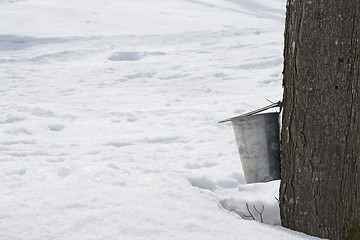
253;204;264;223
244;203;256;220
243;203;266;223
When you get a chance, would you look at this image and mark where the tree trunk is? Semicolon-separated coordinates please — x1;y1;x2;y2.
280;1;360;240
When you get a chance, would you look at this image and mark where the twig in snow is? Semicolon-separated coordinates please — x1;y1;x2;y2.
243;203;265;223
253;204;264;223
243;203;256;221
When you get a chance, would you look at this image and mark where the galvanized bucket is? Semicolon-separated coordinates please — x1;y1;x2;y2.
231;112;280;183
219;102;281;184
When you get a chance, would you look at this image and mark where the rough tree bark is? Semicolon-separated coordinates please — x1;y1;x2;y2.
280;1;360;240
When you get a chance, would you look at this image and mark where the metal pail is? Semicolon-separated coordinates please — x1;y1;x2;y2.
231;112;280;183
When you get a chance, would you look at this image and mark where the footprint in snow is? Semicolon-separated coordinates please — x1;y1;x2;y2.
46;157;65;163
104;141;133;147
214;72;227;78
7;169;27;176
108;51;165;62
0;114;25;124
58;167;71;178
5;128;32;135
48;123;65;132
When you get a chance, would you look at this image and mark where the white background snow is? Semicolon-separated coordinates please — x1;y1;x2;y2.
0;0;325;239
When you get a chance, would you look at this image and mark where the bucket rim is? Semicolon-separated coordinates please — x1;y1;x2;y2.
218;101;282;123
229;112;279;123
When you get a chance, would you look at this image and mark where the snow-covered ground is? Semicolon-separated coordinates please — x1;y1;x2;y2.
0;0;325;239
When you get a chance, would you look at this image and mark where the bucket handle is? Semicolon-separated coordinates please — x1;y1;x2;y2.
219;101;282;123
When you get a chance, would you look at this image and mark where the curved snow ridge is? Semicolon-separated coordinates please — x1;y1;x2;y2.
184;160;218;169
187;173;282;225
123;72;156;79
188;175;217;191
143;136;182;144
0;50;94;64
226;57;283;70
0;0;27;3
0;140;35;145
103;136;183;147
104;141;133;148
0;34;39;43
187;171;246;191
0;34;82;51
107;51;166;62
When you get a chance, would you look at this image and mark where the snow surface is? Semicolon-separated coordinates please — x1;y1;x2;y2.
0;0;325;239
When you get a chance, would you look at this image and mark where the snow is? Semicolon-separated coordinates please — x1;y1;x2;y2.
0;0;325;239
